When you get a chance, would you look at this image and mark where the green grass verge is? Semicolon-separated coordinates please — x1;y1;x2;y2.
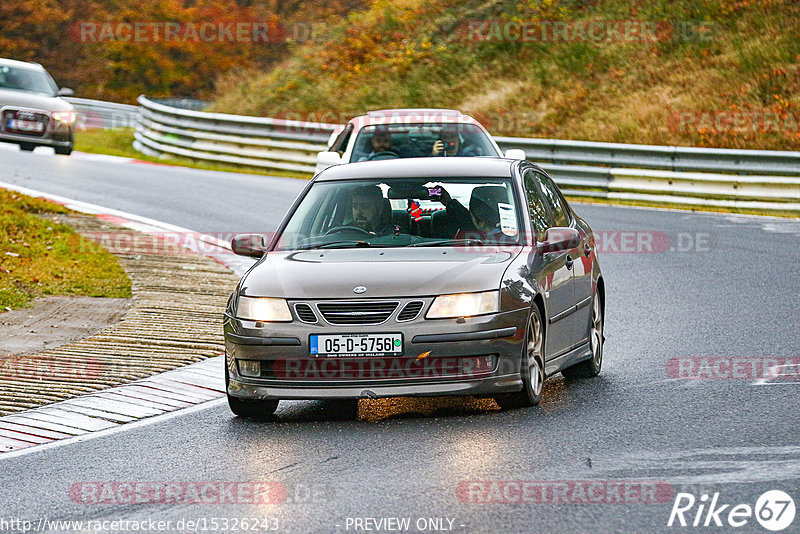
74;128;310;180
0;189;132;310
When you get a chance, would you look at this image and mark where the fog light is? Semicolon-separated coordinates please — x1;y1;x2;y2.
238;360;261;378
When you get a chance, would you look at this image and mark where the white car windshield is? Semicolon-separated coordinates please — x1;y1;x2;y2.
350;123;499;162
0;65;58;96
274;177;522;251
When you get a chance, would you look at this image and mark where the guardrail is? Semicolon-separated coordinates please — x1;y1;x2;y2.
133;96;800;215
65;97;139;130
134;96;334;173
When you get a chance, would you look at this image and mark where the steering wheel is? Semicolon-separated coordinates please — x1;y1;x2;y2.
324;225;372;236
368;151;399;161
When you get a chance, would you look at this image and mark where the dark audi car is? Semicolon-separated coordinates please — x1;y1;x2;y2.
224;158;604;417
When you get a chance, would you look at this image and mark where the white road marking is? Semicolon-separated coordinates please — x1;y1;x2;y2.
0;357;226;457
577;446;800;485
0;182;259;454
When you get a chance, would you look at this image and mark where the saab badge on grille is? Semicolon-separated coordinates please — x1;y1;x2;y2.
353;286;367;294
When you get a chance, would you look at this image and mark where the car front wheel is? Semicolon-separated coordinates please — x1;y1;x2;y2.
495;308;545;409
227;394;279;419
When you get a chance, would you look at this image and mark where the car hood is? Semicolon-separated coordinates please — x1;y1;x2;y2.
240;247;521;299
0;88;73;112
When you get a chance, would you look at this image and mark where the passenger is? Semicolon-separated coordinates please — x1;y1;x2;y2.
431;127;482;157
434;185;512;241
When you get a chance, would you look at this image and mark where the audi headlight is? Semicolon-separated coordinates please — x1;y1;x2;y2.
426;290;500;319
52;111;77;123
235;296;292;322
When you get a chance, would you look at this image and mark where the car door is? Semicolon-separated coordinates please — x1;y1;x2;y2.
523;169;579;359
536;171;593;347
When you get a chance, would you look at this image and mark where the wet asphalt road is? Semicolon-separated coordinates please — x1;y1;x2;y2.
0;146;799;533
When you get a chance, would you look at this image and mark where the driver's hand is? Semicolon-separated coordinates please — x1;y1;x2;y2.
432;140;444;156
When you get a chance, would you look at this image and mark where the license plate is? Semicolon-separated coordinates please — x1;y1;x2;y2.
310;333;402;357
9;119;44;132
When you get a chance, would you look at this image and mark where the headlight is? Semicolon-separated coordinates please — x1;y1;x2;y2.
52;111;77;123
235;296;292;322
426;290;500;319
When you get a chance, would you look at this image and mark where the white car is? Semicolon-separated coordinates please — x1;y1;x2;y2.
315;108;526;174
0;58;76;155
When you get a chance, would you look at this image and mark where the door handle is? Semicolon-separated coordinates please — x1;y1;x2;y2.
565;254;574;269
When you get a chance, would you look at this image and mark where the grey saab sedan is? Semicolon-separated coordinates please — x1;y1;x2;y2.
224;157;605;417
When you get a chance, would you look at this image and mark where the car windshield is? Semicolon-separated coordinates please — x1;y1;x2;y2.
349;123;499;162
274;177;522;251
0;65;58;96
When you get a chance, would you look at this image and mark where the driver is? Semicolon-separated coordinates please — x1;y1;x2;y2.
351;185;395;235
357;127;395;161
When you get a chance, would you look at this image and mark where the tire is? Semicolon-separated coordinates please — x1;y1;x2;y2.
495;307;545;410
227;394;279;419
562;291;603;379
55;146;73;156
19;143;35;152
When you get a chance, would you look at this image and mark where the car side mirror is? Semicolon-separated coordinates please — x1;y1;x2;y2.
316;150;342;167
231;234;267;258
57;87;74;97
537;227;579;254
504;148;527;160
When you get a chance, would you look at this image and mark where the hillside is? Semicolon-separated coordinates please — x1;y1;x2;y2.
210;0;800;150
0;0;363;102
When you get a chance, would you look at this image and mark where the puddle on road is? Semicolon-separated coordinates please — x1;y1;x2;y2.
357;396;499;422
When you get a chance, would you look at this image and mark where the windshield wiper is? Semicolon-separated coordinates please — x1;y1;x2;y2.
410;238;484;247
295;240;374;250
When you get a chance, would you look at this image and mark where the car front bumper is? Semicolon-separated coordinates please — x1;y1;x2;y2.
0;125;74;148
225;306;528;400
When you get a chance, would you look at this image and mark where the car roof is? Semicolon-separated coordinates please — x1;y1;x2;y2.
367;108;462;117
315;157;520;181
347;109;483;129
0;58;44;71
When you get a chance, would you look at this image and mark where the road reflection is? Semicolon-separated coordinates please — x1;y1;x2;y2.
357;396;499;422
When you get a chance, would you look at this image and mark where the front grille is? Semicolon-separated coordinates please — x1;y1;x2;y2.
2;109;49;137
397;301;424;321
317;301;399;325
294;303;317;323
